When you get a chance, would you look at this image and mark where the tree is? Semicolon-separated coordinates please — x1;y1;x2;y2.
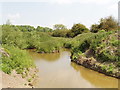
71;23;89;37
17;25;35;32
66;30;75;38
52;30;69;37
90;24;99;33
98;16;118;31
36;26;44;32
43;27;53;32
53;24;66;30
36;26;52;32
90;16;118;33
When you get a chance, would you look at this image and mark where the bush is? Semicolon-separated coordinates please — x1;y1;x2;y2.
36;26;52;32
52;30;69;37
90;16;118;32
90;24;99;33
2;25;52;49
71;23;89;37
98;29;105;33
36;37;67;53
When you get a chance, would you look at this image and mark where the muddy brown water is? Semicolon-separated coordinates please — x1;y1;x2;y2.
28;49;118;88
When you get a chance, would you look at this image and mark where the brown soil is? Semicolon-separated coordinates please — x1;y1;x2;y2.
0;68;39;88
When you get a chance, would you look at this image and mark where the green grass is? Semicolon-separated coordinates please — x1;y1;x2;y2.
1;45;35;74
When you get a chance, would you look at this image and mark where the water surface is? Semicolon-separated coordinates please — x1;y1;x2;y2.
28;49;118;88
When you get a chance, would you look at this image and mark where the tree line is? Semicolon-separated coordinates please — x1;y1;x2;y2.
5;16;118;38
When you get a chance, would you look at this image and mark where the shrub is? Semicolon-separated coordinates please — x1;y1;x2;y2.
36;26;52;32
53;24;67;30
90;16;118;32
98;29;105;33
52;30;69;37
71;23;89;37
90;24;99;33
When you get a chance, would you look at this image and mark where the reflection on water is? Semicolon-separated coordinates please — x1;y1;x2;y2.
71;62;118;88
28;49;60;61
28;49;118;88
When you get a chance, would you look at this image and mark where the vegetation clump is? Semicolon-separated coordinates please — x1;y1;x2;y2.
90;16;118;33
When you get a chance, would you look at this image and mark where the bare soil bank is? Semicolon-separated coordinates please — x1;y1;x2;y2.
1;68;39;88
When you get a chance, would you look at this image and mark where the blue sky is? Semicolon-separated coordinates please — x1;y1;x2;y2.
0;0;119;29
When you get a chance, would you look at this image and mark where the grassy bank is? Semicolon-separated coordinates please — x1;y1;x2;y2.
0;44;38;88
70;31;120;78
1;25;70;75
1;45;35;74
2;25;70;53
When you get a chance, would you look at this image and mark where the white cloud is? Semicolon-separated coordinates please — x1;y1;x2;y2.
7;13;20;23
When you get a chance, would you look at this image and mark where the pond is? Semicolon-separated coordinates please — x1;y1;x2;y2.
28;49;118;88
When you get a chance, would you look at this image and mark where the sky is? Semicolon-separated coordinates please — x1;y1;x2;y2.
0;0;119;29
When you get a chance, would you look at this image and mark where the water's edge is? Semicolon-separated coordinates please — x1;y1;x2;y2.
71;59;120;79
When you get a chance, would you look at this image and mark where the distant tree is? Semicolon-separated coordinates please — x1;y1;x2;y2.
90;24;99;33
43;27;53;32
52;29;69;37
66;30;75;38
16;25;35;32
53;24;66;30
98;16;118;31
36;26;44;32
36;26;52;32
26;25;35;32
70;23;89;37
90;16;118;33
